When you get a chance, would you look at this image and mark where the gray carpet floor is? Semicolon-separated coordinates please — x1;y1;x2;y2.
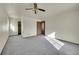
1;35;79;55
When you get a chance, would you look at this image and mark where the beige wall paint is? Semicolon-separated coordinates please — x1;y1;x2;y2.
0;4;9;54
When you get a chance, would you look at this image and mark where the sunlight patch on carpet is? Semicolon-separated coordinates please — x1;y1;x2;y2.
45;32;64;50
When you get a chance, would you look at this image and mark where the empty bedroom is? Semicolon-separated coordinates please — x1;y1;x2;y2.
0;3;79;55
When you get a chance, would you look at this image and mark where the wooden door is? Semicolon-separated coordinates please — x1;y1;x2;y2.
37;21;45;35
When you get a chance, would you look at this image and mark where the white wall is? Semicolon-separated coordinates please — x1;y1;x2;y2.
9;17;21;36
0;4;9;54
22;17;37;37
4;3;46;37
5;4;22;36
16;3;79;44
1;3;79;46
45;4;79;44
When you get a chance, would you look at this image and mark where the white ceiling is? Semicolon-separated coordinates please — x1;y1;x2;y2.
4;3;79;19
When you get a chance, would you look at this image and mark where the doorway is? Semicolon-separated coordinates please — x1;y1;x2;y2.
37;20;45;35
18;21;21;35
